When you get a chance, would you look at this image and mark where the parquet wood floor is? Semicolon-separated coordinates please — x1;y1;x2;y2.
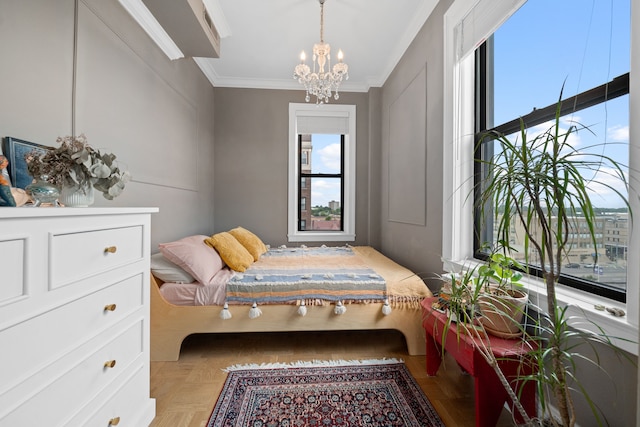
149;330;516;426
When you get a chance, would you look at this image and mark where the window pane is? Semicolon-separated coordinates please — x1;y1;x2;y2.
309;134;342;174
483;97;629;293
298;133;343;232
493;0;630;125
308;177;342;231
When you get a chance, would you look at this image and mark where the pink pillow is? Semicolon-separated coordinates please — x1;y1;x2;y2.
159;235;225;285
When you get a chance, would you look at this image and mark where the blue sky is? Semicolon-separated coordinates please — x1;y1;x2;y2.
493;0;630;208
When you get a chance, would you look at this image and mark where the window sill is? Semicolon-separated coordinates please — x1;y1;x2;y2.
444;260;638;355
288;232;356;243
525;279;637;355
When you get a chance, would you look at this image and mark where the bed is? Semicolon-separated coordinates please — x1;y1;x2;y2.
150;230;432;361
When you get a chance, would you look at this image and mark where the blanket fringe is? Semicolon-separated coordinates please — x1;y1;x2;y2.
382;299;392;315
249;302;262;319
223;357;404;372
387;295;424;310
220;302;232;320
297;300;307;316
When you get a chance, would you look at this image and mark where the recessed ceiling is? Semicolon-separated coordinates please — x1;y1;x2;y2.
196;0;438;91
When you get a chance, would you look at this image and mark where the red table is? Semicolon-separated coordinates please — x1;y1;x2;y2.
421;297;537;427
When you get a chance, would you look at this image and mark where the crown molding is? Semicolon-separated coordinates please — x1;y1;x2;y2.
194;58;371;92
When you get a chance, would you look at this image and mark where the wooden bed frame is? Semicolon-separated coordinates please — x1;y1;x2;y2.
150;274;428;361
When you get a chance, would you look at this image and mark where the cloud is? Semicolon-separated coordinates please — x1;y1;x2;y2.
318;143;341;172
583;166;629;208
608;125;629;142
311;179;341;207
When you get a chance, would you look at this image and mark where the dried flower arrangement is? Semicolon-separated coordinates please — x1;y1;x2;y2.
25;134;131;200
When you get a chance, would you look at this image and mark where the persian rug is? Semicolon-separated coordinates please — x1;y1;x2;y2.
207;359;444;427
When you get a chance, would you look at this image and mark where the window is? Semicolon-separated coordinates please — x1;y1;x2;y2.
474;0;630;301
288;103;356;242
297;134;344;233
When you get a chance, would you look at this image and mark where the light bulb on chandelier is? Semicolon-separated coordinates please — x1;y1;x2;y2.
293;0;349;104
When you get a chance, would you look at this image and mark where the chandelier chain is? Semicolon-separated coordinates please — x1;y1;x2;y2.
319;0;324;43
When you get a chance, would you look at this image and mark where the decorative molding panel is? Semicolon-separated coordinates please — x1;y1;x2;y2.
388;65;427;226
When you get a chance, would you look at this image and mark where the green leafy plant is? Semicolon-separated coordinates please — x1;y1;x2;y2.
433;261;535;424
480;249;525;295
475;91;633;426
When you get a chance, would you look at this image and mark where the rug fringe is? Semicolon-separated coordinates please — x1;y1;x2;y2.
223;358;404;372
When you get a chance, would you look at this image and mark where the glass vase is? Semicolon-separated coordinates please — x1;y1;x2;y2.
25;178;60;207
59;183;95;207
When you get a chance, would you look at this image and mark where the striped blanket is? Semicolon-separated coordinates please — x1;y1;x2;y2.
226;246;387;305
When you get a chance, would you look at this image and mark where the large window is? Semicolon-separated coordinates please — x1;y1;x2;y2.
288;103;356;242
474;0;630;301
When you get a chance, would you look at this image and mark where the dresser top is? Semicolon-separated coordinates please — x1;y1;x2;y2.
0;207;158;219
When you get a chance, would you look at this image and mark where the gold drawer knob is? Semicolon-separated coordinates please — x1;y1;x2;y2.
104;360;117;368
104;304;117;312
109;417;121;426
104;246;117;254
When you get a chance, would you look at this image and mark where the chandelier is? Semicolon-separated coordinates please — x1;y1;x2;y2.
293;0;349;104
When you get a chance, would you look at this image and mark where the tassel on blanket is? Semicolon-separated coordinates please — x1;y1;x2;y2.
334;300;347;315
381;299;392;316
220;302;232;320
249;302;262;319
297;300;307;316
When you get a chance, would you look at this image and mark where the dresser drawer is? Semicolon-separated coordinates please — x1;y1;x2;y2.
50;225;143;289
0;321;144;426
0;274;143;393
69;366;154;427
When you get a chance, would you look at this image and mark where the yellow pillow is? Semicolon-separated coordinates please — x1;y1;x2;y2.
228;226;268;261
204;232;254;272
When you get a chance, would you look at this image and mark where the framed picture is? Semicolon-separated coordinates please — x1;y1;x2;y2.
3;137;51;189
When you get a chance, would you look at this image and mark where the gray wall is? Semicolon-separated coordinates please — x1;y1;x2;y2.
378;0;451;290
212;87;374;247
0;0;216;249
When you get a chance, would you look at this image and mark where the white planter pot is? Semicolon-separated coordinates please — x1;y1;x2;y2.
59;183;95;207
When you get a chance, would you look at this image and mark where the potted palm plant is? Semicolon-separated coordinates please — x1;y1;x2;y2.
475;91;632;426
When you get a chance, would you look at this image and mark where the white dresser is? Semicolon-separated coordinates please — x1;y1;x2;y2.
0;208;157;426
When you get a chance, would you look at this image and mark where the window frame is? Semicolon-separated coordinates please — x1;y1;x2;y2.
287;103;356;242
442;0;639;355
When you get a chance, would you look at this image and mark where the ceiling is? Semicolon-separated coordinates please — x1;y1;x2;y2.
196;0;438;92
